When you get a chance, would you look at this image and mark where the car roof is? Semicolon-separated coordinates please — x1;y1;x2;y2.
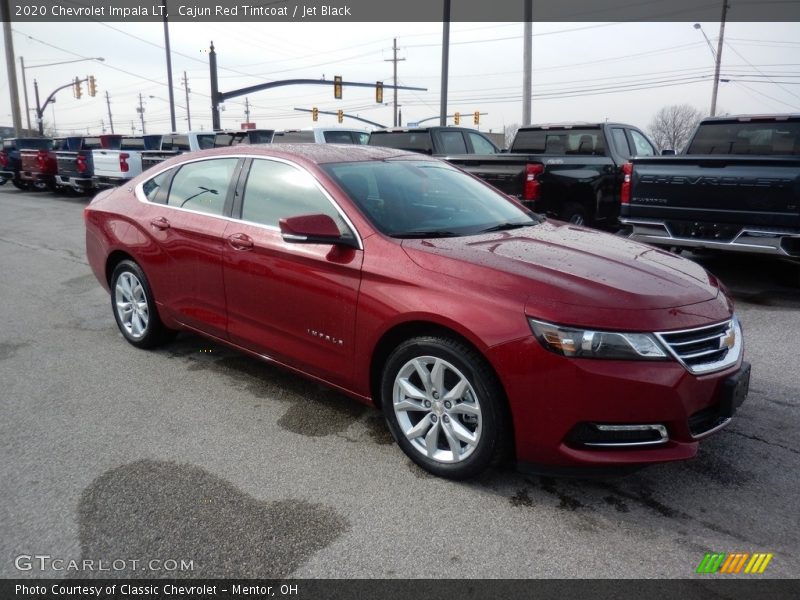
157;143;428;166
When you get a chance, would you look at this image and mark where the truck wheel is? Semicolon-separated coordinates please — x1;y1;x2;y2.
560;202;589;226
11;180;29;191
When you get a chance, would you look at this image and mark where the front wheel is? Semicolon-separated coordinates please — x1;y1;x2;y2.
382;336;510;479
110;260;174;349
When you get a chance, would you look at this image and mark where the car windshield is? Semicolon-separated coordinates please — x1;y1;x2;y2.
322;159;539;238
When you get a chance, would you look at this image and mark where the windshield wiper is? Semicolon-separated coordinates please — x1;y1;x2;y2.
392;230;464;239
477;221;533;233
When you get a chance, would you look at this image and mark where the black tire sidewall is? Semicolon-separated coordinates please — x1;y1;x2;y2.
382;336;505;480
561;201;588;225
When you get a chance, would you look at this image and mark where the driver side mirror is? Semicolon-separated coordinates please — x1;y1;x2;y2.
279;214;359;249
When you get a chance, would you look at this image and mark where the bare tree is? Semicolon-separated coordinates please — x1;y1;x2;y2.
648;105;704;153
504;122;520;149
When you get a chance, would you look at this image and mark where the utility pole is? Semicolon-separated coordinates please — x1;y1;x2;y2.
522;0;532;125
137;93;146;134
710;1;728;117
162;0;177;132
385;38;405;127
101;119;106;134
440;1;451;126
2;0;23;136
183;70;192;130
130;121;135;135
19;57;32;133
105;91;115;134
34;79;42;134
245;97;251;123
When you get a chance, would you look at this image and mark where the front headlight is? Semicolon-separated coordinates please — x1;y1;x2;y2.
528;318;668;361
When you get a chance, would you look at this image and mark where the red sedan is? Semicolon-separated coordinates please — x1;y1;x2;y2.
85;145;750;479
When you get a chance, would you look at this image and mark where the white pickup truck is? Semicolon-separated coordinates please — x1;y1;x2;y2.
92;135;163;189
140;129;275;171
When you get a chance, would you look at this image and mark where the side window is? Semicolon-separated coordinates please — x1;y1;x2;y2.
142;169;171;203
240;159;349;235
630;130;656;157
166;158;238;215
439;131;468;154
353;132;370;145
467;132;497;154
323;131;356;144
611;128;631;158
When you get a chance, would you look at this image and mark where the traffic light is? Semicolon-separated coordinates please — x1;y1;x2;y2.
334;75;342;99
312;107;319;122
73;77;82;99
337;109;344;123
454;112;460;125
474;111;480;125
88;75;97;97
376;81;383;104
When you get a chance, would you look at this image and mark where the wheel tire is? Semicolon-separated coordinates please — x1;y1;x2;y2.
560;202;589;226
110;260;174;349
382;336;511;480
11;179;29;191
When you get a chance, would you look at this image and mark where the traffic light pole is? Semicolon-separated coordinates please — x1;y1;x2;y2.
209;41;425;130
34;77;87;135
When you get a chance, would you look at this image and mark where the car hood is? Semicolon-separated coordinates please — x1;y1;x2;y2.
401;220;720;311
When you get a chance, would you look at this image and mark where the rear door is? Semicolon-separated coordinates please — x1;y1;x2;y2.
222;157;363;386
137;156;243;339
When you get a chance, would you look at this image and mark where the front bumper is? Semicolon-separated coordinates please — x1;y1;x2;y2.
488;336;748;469
620;217;800;257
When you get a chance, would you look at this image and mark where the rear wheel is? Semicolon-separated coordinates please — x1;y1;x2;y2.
560;201;589;226
382;336;510;479
11;180;29;191
110;260;174;349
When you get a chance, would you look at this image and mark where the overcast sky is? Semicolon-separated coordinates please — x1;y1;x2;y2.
2;19;800;138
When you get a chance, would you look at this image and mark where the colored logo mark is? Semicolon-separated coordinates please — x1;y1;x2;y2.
696;552;773;574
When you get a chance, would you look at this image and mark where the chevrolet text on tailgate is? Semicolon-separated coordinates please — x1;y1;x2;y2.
84;145;750;480
620;114;800;257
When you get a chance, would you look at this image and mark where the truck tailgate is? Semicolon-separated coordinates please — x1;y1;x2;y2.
629;156;800;229
93;150;123;178
445;154;528;197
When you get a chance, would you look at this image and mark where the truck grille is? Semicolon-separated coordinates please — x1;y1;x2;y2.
656;317;742;375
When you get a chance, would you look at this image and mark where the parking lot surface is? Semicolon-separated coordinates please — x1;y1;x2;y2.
1;187;798;579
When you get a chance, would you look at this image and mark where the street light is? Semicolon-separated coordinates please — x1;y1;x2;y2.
150;95;190;131
693;23;716;59
20;56;104;133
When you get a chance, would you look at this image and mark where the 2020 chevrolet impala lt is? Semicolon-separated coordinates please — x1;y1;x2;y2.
85;145;749;479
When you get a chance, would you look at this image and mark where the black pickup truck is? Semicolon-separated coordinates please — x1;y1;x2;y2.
368;126;502;156
619;115;800;258
445;122;658;226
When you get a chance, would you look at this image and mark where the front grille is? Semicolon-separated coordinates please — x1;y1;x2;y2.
656;318;741;375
